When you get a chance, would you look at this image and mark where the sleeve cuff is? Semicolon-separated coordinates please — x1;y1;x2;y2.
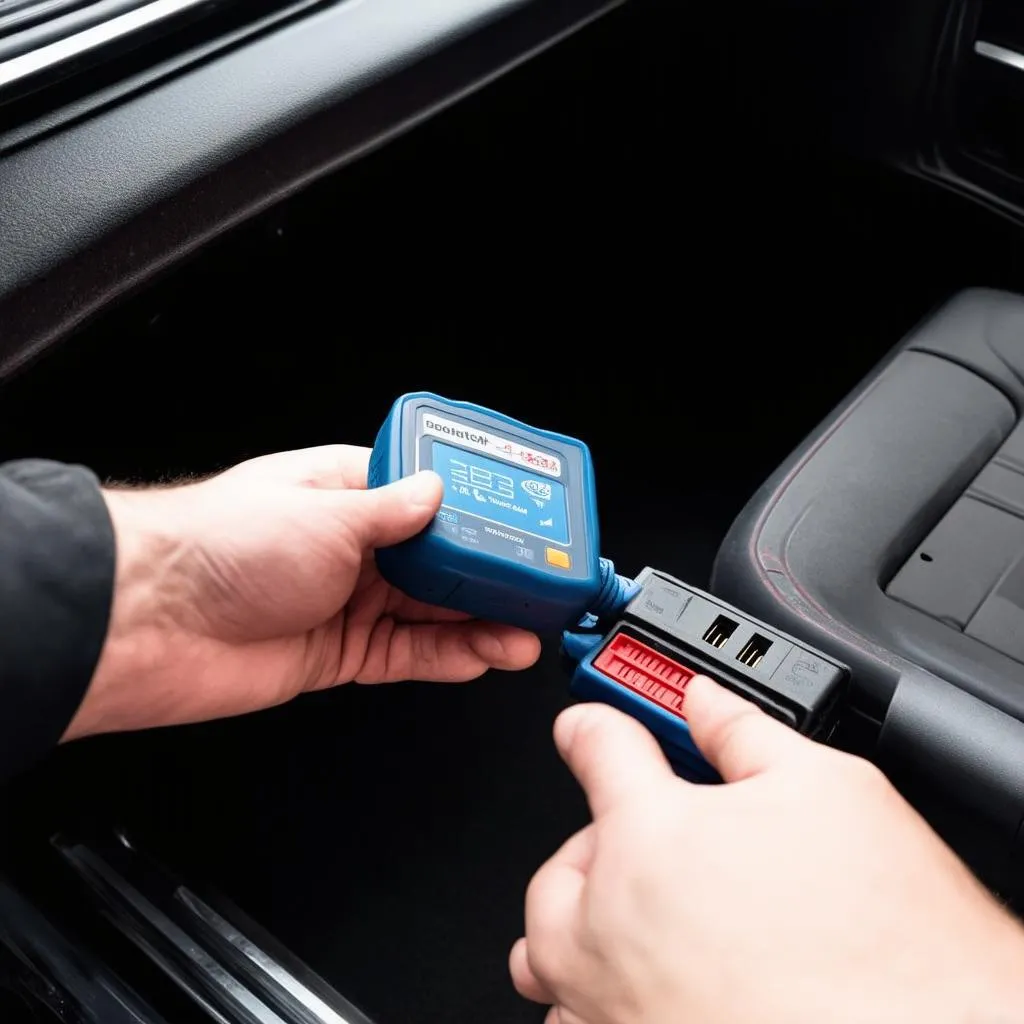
0;460;116;779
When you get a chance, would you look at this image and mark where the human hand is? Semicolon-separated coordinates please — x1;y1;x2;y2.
66;446;540;739
511;678;1024;1024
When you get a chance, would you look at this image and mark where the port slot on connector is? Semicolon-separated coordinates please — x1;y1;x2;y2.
736;634;772;668
703;615;737;649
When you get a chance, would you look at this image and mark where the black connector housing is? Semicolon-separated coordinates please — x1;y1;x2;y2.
619;568;849;740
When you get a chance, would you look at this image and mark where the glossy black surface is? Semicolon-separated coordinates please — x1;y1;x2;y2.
0;872;170;1023
0;0;621;374
52;832;378;1024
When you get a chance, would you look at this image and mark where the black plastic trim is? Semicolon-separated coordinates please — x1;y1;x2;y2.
0;0;623;377
0;873;168;1023
0;0;156;64
0;0;104;40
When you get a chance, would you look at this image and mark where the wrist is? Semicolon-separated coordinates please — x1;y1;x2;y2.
967;921;1024;1022
906;902;1024;1024
63;488;185;740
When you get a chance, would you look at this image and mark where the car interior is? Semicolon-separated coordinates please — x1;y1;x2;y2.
4;0;1024;1020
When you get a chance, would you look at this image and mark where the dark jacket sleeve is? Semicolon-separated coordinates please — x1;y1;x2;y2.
0;460;115;780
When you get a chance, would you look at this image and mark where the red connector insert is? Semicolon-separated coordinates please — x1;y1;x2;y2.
593;634;694;719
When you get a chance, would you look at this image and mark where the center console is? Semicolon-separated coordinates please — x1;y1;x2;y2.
712;288;1024;899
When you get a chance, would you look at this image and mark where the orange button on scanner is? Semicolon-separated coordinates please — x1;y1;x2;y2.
545;547;572;570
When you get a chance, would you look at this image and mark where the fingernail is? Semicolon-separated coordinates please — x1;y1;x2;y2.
475;626;507;663
401;470;442;508
554;704;590;750
683;675;717;702
680;674;711;707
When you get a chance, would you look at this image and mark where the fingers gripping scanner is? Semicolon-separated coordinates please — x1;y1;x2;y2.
369;393;848;781
368;392;638;632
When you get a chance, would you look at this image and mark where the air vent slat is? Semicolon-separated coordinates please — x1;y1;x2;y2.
977;1;1024;54
947;0;1024;187
0;0;154;63
0;0;97;39
0;0;328;139
975;40;1024;74
0;0;214;92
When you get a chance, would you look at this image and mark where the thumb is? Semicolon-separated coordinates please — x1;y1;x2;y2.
684;675;813;781
332;471;444;549
555;703;676;818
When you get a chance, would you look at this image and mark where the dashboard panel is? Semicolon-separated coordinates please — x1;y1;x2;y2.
0;0;621;377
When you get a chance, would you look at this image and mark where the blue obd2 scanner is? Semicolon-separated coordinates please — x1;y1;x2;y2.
367;393;848;784
368;392;637;633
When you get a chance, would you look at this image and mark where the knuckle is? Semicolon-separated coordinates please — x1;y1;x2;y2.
571;711;607;753
524;866;551;918
710;705;764;759
523;880;571;975
527;933;562;984
830;749;887;790
560;708;607;766
410;626;440;673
